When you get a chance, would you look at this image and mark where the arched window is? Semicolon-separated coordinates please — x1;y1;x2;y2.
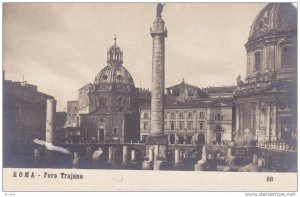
117;97;124;107
254;52;261;71
282;45;296;68
113;128;118;137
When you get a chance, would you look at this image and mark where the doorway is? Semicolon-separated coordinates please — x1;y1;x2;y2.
216;133;222;145
198;134;205;144
98;128;105;143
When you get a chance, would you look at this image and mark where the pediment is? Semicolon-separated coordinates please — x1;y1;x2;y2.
97;122;106;128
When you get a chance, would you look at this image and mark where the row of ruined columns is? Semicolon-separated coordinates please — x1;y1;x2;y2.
235;102;277;142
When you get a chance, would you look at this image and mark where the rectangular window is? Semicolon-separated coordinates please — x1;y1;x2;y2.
179;121;184;130
143;122;148;129
113;128;118;137
187;121;193;130
200;112;205;118
282;46;297;67
143;112;148;119
255;52;261;71
188;112;193;119
179;112;184;119
171;122;175;130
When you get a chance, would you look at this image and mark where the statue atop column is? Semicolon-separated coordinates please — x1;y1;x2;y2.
156;3;166;17
236;74;244;86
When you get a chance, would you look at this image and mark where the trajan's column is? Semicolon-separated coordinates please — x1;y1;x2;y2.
147;3;168;158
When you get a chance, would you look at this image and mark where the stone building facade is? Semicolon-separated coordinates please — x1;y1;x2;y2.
3;78;54;156
140;80;234;145
234;3;297;146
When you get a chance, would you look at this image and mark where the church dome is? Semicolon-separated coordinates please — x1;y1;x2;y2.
249;3;297;38
93;37;135;88
94;65;135;87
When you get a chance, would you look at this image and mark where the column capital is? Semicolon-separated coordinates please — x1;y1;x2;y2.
150;17;168;37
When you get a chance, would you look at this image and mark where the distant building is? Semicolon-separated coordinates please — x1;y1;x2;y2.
78;84;92;114
234;3;297;146
140;80;234;145
3;78;54;156
54;111;67;143
166;79;208;103
65;100;79;127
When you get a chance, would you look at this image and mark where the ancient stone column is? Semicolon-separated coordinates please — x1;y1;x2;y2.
154;160;163;170
235;105;240;141
227;147;233;157
147;13;168;146
253;154;258;164
154;145;159;160
174;148;180;165
122;146;128;164
271;104;277;141
149;147;154;162
72;152;80;169
265;105;271;140
255;103;260;139
206;108;211;144
201;145;207;162
45;99;56;143
131;150;136;162
107;146;113;163
34;148;40;158
180;151;184;163
173;148;181;168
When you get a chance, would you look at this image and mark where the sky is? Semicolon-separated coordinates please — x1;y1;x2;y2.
3;3;268;111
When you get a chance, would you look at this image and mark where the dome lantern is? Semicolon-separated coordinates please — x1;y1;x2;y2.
93;37;135;89
107;36;123;66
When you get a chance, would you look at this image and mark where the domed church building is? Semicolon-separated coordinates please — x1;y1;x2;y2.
234;3;297;146
79;38;140;143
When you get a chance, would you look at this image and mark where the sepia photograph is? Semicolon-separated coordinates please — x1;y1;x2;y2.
2;2;298;192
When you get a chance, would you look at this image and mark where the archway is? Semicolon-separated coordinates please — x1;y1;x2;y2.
98;128;104;143
198;134;205;144
178;135;184;144
169;134;175;144
187;136;193;144
215;125;223;145
216;133;222;145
